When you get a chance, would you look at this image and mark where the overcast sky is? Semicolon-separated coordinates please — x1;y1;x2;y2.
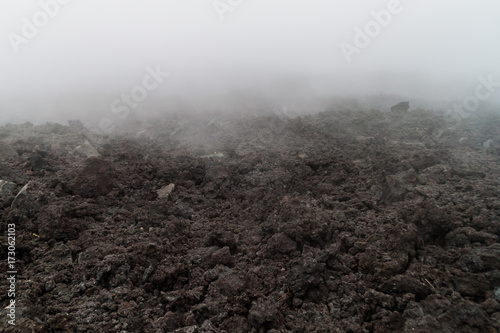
1;1;500;122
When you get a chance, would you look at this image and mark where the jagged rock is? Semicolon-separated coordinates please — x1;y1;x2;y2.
455;274;490;297
0;163;14;178
36;122;70;135
248;299;278;328
68;120;85;131
73;140;100;157
0;180;16;198
483;139;493;149
391;101;410;113
209;246;233;266
380;275;431;300
70;157;116;198
0;108;499;332
267;232;297;254
445;227;498;248
11;181;31;209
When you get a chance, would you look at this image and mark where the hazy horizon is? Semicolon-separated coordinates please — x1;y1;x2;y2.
1;1;500;125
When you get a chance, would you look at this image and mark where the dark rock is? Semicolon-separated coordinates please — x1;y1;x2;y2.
68;120;85;131
380;275;431;300
0;163;14;177
10;181;48;217
455;274;490;298
211;271;246;297
117;300;138;317
70;157;116;198
37;122;70;135
155;311;184;331
209;246;234;267
1;109;499;332
38;217;88;242
267;232;297;254
457;254;485;273
248;299;278;328
391;102;409;113
446;227;498;248
447;300;490;329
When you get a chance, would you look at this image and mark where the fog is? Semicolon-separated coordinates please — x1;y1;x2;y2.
1;0;500;126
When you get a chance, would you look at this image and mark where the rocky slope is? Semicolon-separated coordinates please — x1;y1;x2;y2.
1;109;499;332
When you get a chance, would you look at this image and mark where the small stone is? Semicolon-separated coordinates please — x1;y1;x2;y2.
45;279;56;292
0;180;16;198
483;139;494;149
157;183;175;199
11;181;30;208
74;140;100;157
495;287;500;301
248;299;278;327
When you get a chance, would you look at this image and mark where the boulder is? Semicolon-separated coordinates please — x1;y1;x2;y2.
70;157;116;198
391;102;410;113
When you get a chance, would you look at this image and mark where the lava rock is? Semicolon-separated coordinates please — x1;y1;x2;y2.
267;232;297;254
70;157;116;198
391;102;409;113
380;275;431;301
0;180;16;198
248;299;278;328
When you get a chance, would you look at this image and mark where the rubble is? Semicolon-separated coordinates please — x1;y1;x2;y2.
0;109;499;332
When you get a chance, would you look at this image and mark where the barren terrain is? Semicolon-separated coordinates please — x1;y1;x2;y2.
1;108;500;332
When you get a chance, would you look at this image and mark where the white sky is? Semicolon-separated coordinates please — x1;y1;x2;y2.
1;1;500;108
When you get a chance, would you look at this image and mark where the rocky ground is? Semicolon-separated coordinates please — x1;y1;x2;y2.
1;108;500;332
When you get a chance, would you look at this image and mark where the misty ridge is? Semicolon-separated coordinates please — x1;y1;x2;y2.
2;72;499;129
1;1;499;127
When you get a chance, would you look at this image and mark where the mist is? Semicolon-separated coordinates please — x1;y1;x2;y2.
1;0;500;126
